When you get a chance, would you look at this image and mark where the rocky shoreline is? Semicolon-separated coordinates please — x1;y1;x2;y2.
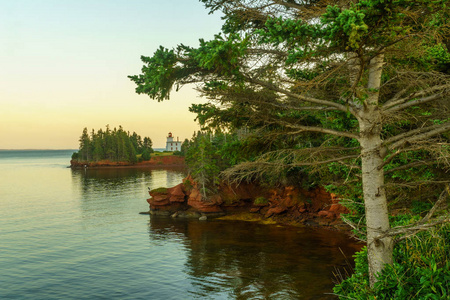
144;175;351;231
70;155;185;168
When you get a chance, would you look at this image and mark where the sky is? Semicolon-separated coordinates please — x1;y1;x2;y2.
0;0;223;149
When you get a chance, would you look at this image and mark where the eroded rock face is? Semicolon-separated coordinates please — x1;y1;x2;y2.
146;176;349;226
188;190;223;213
147;185;187;213
168;184;185;203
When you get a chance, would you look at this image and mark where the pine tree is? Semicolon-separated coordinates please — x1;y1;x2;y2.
79;127;91;161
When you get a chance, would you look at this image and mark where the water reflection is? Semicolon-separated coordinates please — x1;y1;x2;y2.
148;217;362;299
71;167;187;196
70;167;188;228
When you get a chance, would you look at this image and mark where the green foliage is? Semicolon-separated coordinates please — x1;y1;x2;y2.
335;223;450;299
185;131;229;197
180;138;189;156
141;148;151;161
321;5;368;50
150;187;168;194
78;127;91;161
258;17;323;49
73;125;153;163
71;152;79;160
128;47;178;101
389;213;421;228
393;42;450;72
183;179;193;192
194;34;248;77
253;196;268;206
424;44;450;71
411;200;434;215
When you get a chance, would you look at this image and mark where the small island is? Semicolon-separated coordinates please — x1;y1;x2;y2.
70;125;185;168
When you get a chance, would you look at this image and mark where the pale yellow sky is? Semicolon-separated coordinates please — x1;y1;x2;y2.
0;1;222;149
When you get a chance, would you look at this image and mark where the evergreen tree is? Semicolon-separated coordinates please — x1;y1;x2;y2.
186;132;221;198
129;0;450;286
142;137;153;153
73;125;154;164
79;127;91;161
180;138;190;156
141;148;151;161
130;132;143;153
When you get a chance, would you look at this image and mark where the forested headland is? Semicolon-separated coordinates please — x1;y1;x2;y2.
71;125;154;164
129;0;450;298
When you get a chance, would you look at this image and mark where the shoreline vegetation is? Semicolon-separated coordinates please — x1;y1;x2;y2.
70;154;186;169
71;125;155;165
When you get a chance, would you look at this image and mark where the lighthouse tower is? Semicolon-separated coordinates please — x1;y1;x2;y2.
165;132;182;151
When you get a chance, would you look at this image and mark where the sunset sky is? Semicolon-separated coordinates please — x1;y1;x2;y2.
0;0;223;149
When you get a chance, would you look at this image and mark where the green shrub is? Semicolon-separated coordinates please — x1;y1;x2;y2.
254;196;269;205
334;223;450;299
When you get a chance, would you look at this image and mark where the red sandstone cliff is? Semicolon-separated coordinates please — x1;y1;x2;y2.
147;175;349;227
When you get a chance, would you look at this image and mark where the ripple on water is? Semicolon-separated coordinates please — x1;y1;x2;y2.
0;151;361;299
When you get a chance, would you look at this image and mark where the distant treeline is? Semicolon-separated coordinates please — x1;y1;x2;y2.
71;125;153;163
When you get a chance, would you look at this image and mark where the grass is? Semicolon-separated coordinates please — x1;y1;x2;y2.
153;151;174;157
149;187;169;194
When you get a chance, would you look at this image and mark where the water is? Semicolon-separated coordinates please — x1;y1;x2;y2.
0;150;360;299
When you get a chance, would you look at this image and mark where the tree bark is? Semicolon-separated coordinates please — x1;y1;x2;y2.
358;52;394;286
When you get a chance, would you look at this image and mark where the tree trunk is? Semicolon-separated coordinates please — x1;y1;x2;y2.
359;120;393;286
358;53;394;286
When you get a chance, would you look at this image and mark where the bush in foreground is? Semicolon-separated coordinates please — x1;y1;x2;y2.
334;223;450;299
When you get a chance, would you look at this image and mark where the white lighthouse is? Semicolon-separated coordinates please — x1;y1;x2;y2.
165;132;182;151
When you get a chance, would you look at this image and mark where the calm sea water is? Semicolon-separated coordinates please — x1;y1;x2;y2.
0;150;360;299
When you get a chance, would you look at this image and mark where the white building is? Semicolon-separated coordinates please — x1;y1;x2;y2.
165;132;182;151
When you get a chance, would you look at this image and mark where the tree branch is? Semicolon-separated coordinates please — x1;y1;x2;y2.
245;75;353;114
421;185;450;224
247;96;341;113
373;184;450;243
377;147;415;170
271;0;304;10
372;216;450;244
247;48;288;57
385;180;450;188
394;217;450;243
384;159;438;175
384;92;448;113
284;124;360;140
383;83;450;111
384;122;450;150
222;153;360;183
341;215;367;242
